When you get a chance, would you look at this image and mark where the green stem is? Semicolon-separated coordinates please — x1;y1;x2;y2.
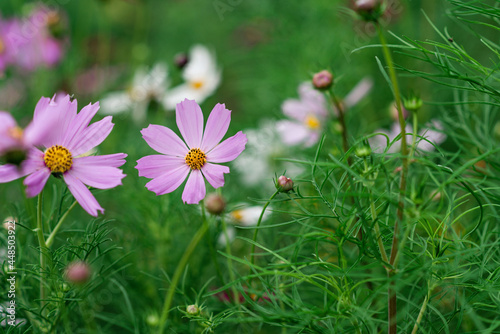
411;284;431;334
250;190;279;270
157;219;209;334
328;91;350;156
377;22;408;334
46;201;78;248
369;193;390;267
410;111;418;159
36;192;47;312
221;216;239;307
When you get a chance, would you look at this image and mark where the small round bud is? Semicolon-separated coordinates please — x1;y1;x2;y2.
277;175;293;192
390;102;409;122
354;0;384;22
403;95;423;112
355;146;371;158
3;217;16;230
65;261;91;284
146;313;159;327
205;193;226;215
174;53;189;69
312;70;333;90
186;304;200;316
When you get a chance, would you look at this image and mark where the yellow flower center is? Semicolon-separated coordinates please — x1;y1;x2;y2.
8;126;23;141
304;115;320;130
230;210;243;222
46;11;60;27
190;80;204;90
44;145;73;173
185;148;206;170
0;38;5;55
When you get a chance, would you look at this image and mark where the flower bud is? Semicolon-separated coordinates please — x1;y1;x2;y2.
174;53;189;69
354;0;384;22
186;304;200;316
390;102;408;121
276;175;293;192
403;95;423;112
205;193;226;215
312;70;333;90
65;261;91;284
3;217;16;230
355;146;371;158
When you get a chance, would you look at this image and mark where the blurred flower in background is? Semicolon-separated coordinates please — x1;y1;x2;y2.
234;120;304;190
6;5;66;72
163;44;221;110
277;82;328;147
100;63;169;122
369;119;446;153
218;205;271;246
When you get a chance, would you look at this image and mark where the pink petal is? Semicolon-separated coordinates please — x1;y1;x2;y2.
201;103;231;152
63;172;104;217
344;77;373;108
62;102;101;150
136;155;185;178
276;120;310;146
69;158;126;189
181;169;206;204
24;168;51;197
75;153;127;168
70;116;114;156
206;131;247;163
145;165;190;195
141;124;188;157
0;112;17;132
201;163;229;188
0;164;23;183
176;99;204;149
281;99;308;122
34;95;78;146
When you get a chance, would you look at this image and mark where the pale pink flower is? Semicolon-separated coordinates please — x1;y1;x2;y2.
276;82;328;147
0;95;127;216
136;99;246;204
369;120;446;153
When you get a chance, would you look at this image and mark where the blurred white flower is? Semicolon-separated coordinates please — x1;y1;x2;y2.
163;45;221;110
229;205;270;226
369;120;446;153
218;205;271;246
233;120;304;190
100;63;169;122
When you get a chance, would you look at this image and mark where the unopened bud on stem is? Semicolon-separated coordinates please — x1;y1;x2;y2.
276;175;294;192
312;70;333;90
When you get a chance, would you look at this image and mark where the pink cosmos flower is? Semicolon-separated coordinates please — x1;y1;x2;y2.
0;95;127;217
4;9;64;72
369;120;446;153
276;82;328;147
277;78;373;147
0;110;52;158
136;99;247;204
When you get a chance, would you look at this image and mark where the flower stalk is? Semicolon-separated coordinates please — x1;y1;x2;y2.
250;189;279;270
376;21;409;334
36;192;48;312
157;215;210;334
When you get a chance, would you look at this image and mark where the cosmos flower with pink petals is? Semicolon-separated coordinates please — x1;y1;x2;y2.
0;95;127;217
136;99;247;204
0;110;53;159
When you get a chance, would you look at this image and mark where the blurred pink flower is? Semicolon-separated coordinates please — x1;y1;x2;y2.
3;7;65;72
276;82;328;147
0;95;127;216
277;78;373;147
136;99;246;204
369;120;446;153
0;108;54;157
